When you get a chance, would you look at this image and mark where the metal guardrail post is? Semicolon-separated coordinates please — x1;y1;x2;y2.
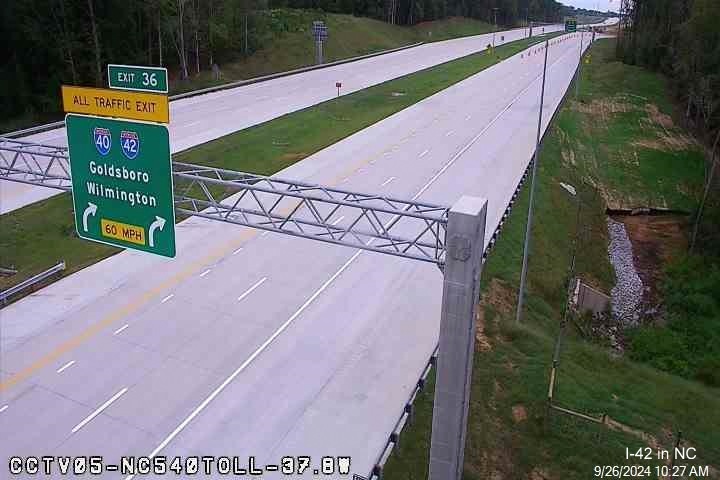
429;196;487;480
0;261;65;304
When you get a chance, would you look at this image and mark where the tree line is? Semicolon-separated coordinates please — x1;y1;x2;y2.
618;0;720;266
618;0;719;148
1;0;575;127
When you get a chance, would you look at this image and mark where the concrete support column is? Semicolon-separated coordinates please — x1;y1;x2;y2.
429;196;488;480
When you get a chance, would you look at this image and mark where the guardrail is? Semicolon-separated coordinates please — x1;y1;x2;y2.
2;41;424;139
369;347;438;480
169;41;425;101
365;154;534;480
0;261;66;304
1;21;574;140
365;31;595;478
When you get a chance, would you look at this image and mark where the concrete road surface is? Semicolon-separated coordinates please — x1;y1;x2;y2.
0;25;569;214
1;32;593;478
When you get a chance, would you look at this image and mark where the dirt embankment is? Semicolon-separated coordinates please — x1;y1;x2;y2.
609;213;688;319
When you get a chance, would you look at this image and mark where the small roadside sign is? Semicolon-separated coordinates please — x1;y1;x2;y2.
108;64;168;93
62;85;169;124
66;114;176;257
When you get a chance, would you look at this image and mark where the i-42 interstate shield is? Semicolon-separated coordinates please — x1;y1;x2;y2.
66;113;176;257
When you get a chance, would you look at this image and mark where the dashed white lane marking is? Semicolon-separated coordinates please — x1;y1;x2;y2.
445;131;454;137
419;149;429;158
237;277;268;302
71;387;128;434
0;405;7;414
161;294;174;304
232;248;244;255
126;39;580;475
381;177;396;187
128;250;363;479
56;361;75;374
341;178;350;183
465;115;472;121
199;269;211;277
331;216;345;226
113;324;129;336
383;152;391;156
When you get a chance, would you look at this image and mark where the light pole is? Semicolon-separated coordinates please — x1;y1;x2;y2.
492;7;499;49
576;29;585;99
516;39;550;325
526;8;531;38
549;182;582;399
691;130;720;253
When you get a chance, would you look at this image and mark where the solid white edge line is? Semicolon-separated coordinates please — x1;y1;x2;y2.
0;405;8;413
126;37;580;476
237;277;268;302
127;253;362;479
199;269;211;277
161;294;174;304
113;324;129;336
331;216;345;226
56;360;76;374
381;177;396;187
419;149;429;158
412;41;576;202
71;387;128;434
232;247;244;255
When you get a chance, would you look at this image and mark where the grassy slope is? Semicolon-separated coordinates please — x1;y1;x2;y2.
0;12;493;133
383;39;719;479
174;12;493;93
0;33;556;294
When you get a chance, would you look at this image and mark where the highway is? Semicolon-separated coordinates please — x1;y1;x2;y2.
0;24;567;214
0;30;597;478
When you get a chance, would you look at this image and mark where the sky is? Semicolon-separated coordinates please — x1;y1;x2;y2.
562;0;618;12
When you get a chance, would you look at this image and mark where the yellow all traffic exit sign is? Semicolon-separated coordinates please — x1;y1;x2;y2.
61;85;169;123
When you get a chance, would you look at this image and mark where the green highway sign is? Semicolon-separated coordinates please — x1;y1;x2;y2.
565;19;577;32
107;64;168;93
66;114;176;257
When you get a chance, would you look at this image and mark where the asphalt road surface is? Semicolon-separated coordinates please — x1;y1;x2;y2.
0;25;570;214
1;32;595;478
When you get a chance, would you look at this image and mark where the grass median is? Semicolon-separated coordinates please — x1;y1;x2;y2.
382;39;718;479
0;32;561;296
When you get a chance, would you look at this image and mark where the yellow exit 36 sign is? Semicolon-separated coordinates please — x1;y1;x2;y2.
61;85;169;123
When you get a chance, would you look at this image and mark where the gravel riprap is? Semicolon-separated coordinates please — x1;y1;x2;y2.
607;218;644;325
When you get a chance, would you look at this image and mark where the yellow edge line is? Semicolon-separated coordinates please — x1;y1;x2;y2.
1;88;442;394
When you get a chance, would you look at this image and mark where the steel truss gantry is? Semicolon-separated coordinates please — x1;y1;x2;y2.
0;139;448;265
0;138;72;191
1;137;488;480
